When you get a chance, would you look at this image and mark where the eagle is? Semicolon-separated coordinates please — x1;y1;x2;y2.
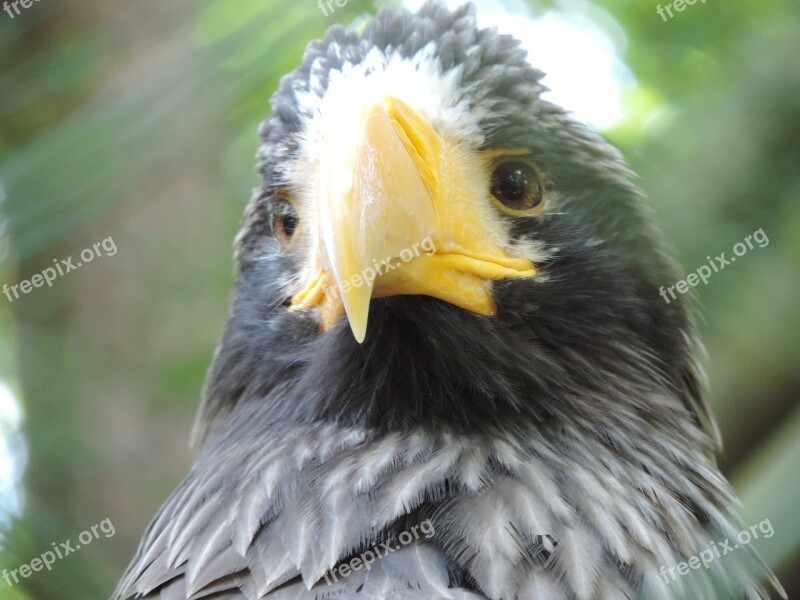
113;3;784;599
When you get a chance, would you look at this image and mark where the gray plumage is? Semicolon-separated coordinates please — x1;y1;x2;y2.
113;2;784;599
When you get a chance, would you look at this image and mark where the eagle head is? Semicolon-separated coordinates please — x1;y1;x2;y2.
114;3;783;599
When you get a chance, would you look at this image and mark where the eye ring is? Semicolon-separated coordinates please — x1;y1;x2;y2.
489;157;546;215
269;190;299;247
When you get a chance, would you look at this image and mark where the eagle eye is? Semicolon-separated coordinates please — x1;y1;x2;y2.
269;191;299;246
490;159;544;213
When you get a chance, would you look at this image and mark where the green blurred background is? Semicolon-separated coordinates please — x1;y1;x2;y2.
0;0;797;598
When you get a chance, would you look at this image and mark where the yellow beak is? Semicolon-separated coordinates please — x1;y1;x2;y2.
291;97;536;343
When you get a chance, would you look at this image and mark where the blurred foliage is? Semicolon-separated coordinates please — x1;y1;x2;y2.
0;0;797;598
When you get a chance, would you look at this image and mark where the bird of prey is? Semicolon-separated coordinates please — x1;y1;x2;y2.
113;3;785;599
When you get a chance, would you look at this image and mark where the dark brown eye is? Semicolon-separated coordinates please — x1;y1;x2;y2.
270;192;299;246
490;160;544;212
